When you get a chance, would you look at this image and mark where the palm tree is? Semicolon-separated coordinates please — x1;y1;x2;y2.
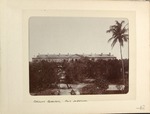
106;20;128;85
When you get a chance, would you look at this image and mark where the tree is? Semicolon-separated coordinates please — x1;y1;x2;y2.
106;20;129;85
29;61;59;93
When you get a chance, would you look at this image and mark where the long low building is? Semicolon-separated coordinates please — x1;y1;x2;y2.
32;53;116;62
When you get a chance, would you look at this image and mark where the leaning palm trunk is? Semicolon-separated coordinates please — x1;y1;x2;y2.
106;20;128;89
120;44;125;85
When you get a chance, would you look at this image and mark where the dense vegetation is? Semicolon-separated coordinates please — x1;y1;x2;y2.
29;58;129;94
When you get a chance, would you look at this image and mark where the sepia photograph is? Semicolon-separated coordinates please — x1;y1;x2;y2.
29;17;129;96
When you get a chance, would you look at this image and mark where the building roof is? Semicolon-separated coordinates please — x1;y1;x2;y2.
33;53;116;59
36;54;80;59
83;53;116;58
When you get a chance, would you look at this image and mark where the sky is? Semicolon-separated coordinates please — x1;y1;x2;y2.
29;17;129;61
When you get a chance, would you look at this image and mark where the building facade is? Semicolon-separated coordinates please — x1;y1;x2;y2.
32;53;116;62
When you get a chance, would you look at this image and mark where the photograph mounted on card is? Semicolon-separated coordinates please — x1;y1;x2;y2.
23;10;136;102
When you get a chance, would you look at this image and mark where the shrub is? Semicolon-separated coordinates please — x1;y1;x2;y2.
95;76;109;90
80;84;107;95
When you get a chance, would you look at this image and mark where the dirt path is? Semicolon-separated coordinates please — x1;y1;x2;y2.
32;83;90;95
59;83;88;95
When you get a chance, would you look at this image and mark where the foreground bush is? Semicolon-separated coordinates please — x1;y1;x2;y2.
80;84;105;94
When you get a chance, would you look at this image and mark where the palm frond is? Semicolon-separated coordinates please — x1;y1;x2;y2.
121;26;128;34
108;37;115;43
120;20;125;25
106;26;115;33
106;29;111;33
123;35;129;42
115;20;120;25
111;38;118;48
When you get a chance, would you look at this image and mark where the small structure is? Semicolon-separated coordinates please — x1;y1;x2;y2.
107;84;125;91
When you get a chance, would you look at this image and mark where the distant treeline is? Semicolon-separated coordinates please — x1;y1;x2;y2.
29;58;129;93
